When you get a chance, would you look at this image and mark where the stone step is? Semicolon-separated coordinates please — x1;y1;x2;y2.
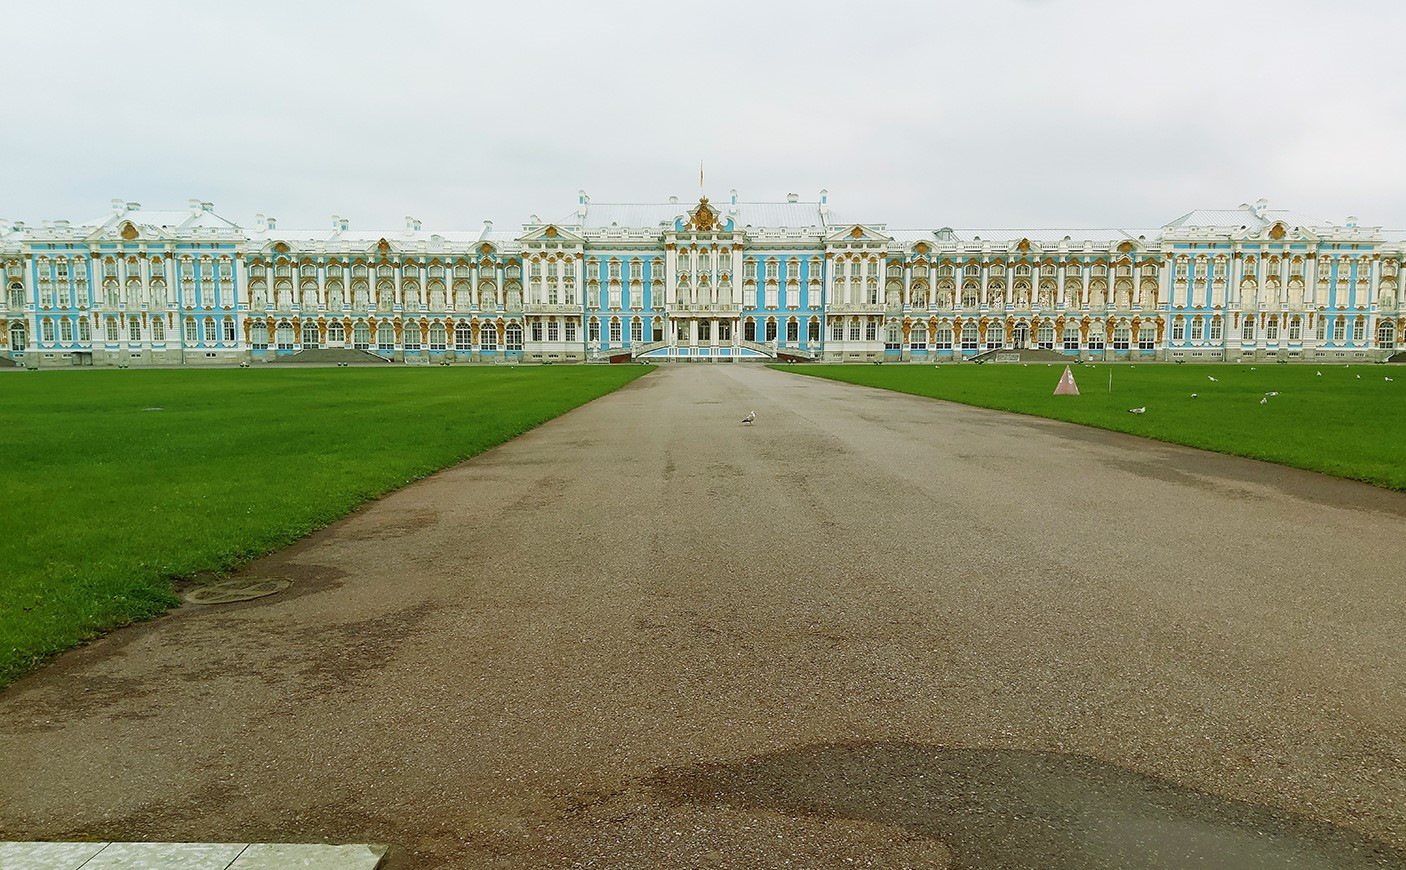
0;841;386;869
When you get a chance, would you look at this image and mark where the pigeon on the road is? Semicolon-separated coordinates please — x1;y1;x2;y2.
742;411;756;425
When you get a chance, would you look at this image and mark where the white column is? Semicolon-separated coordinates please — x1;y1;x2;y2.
393;262;403;308
979;259;989;307
903;262;912;308
495;263;505;308
1081;261;1091;308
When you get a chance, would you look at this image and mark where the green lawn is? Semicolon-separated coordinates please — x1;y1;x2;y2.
777;363;1406;490
0;365;650;687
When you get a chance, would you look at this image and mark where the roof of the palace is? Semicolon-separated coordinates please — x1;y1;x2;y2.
567;200;841;230
1163;205;1329;230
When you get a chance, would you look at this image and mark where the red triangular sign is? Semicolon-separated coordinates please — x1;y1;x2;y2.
1054;365;1080;395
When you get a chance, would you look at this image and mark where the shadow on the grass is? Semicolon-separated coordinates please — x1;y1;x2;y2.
650;741;1406;870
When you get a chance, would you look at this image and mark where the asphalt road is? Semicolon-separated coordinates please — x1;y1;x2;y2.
2;365;1404;869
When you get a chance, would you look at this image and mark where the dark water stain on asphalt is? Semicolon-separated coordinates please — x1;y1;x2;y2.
650;741;1406;870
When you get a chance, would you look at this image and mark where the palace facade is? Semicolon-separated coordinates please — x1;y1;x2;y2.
2;193;1402;367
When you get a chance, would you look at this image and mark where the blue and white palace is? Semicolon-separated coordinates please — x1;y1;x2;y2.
2;192;1401;366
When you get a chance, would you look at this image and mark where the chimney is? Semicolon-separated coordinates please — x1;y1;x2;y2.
201;201;213;212
1346;215;1358;228
414;218;422;231
126;202;141;211
188;198;202;213
1253;198;1268;217
331;214;341;230
786;193;799;203
111;198;125;214
267;216;277;230
255;214;267;231
483;219;493;232
820;189;828;204
729;188;738;205
405;215;416;230
577;190;589;219
669;195;678;205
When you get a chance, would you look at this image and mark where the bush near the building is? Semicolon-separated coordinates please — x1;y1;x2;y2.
0;365;650;688
782;363;1406;491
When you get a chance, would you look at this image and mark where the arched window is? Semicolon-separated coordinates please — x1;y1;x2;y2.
40;318;55;343
352;321;371;349
960;322;979;350
9;321;28;349
404;321;422;350
808;319;820;343
150;318;162;342
327;320;346;344
301;321;320;347
505;322;523;350
7;282;22;309
910;322;928;349
1037;322;1055;349
131;317;144;343
251;322;269;349
108;317;121;343
376;322;394;348
1241;317;1255;342
1062;323;1079;350
454;321;472;348
477;322;496;350
276;321;294;349
1377;319;1396;349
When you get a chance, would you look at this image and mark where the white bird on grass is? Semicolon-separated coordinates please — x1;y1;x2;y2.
1386;376;1395;382
1260;397;1268;405
742;411;756;425
1356;375;1362;379
1265;391;1279;397
1128;407;1146;414
1316;371;1323;376
1190;393;1198;398
1207;375;1218;382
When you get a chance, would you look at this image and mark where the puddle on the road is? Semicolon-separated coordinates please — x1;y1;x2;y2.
650;742;1405;870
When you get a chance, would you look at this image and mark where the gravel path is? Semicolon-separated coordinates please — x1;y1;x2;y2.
2;365;1403;869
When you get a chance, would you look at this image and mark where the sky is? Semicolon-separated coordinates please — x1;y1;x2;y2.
6;0;1406;233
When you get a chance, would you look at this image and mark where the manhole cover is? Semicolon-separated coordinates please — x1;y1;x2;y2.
183;577;291;605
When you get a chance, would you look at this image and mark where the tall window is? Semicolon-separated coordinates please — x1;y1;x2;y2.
1208;317;1223;341
455;322;472;349
251;322;269;349
910;322;928;349
106;317;120;342
1037;322;1055;349
353;321;371;349
130;317;143;343
608;319;622;344
1241;318;1255;341
183;318;197;344
302;321;319;347
505;322;523;350
1062;324;1079;350
1351;318;1365;342
327;321;345;345
203;318;217;344
277;322;294;349
404;322;422;350
40;319;55;343
150;319;162;342
630;318;642;343
59;317;74;343
376;322;394;348
430;322;448;350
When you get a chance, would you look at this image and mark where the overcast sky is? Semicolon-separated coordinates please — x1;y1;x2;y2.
7;0;1406;232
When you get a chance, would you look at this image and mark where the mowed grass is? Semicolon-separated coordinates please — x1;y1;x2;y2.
778;363;1406;490
0;365;651;687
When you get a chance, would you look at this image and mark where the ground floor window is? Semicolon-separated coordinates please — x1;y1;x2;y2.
59;318;74;343
765;320;778;342
455;322;472;348
786;320;798;343
1112;324;1131;351
328;321;346;345
1265;318;1279;341
183;318;197;345
652;319;663;342
1352;318;1365;342
9;322;27;349
934;324;953;350
1208;317;1223;341
849;321;861;341
1241;318;1255;342
505;322;523;350
909;322;928;350
718;320;731;341
530;320;543;342
885;323;901;350
40;318;55;343
807;319;819;343
1063;326;1079;351
109;317;122;343
864;319;877;341
1138;323;1156;351
203;318;217;344
302;321;319;347
376;322;394;348
588;318;600;343
223;318;236;343
566;319;578;342
607;319;621;345
476;323;493;350
961;323;979;351
1378;319;1396;349
1331;318;1345;342
404;322;422;350
277;322;295;349
985;324;1002;350
352;321;370;349
148;319;160;342
1037;322;1055;349
1289;317;1302;341
1087;327;1105;351
548;319;560;342
251;322;268;349
746;319;758;342
830;320;843;341
699;320;712;341
1172;318;1186;342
